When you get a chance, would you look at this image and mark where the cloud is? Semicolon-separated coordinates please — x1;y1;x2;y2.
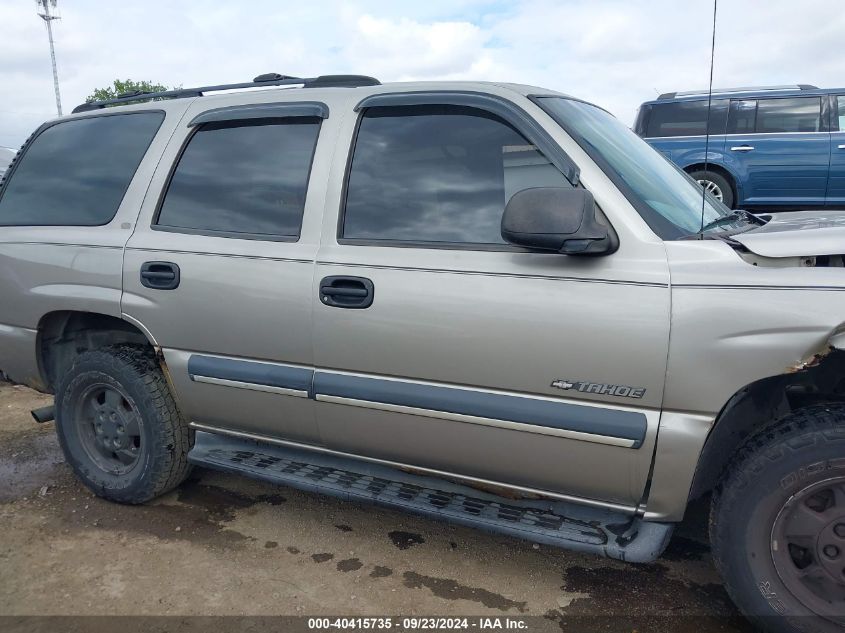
346;15;489;79
0;0;843;148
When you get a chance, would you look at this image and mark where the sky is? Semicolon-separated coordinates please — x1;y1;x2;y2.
1;0;843;149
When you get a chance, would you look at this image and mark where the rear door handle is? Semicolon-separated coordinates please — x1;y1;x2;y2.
319;276;374;309
730;145;755;152
838;144;845;150
140;261;180;290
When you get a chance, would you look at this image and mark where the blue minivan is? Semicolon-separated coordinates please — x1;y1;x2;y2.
634;85;845;209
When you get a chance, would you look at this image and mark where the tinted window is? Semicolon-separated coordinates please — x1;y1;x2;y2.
157;118;320;238
342;105;571;245
538;97;730;240
755;97;821;133
0;113;163;226
836;96;845;131
645;99;728;137
727;99;757;134
0;147;14;179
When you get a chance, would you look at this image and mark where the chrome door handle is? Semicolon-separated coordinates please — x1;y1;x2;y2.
730;145;755;152
838;144;845;150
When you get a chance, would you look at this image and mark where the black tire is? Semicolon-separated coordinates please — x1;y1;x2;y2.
711;404;845;633
689;169;735;209
55;345;193;504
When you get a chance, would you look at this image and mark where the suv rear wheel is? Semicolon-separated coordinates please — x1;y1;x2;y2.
689;169;734;209
711;404;845;633
55;345;193;504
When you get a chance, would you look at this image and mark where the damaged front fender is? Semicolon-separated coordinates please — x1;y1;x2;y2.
787;327;845;374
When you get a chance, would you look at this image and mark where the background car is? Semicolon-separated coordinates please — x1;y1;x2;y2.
0;147;15;178
634;85;845;209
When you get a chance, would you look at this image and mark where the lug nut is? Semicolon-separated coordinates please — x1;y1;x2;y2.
823;545;840;559
835;524;845;538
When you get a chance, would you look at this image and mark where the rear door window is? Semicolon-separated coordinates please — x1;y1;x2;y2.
0;112;164;226
645;99;728;137
755;97;822;133
836;96;845;131
156;118;321;239
727;99;757;134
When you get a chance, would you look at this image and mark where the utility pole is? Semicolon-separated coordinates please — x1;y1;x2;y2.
36;0;63;117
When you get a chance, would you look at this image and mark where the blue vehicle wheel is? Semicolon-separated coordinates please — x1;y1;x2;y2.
690;169;734;209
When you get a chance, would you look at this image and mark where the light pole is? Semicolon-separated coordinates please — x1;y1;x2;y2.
36;0;63;117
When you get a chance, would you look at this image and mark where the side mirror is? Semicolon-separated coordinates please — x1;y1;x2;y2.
501;188;613;255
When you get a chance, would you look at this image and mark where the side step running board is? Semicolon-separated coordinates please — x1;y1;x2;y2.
188;431;673;563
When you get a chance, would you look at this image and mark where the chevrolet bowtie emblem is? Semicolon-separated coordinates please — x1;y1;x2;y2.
551;379;646;399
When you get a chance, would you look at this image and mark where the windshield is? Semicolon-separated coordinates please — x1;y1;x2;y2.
535;96;732;240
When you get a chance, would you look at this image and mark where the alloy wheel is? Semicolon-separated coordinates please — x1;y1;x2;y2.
696;178;724;202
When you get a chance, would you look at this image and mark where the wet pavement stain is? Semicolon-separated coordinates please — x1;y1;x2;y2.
177;482;287;518
52;486;253;548
561;565;746;620
256;493;287;505
334;524;353;532
0;433;65;503
402;571;528;613
336;558;363;572
177;483;257;522
662;536;711;562
286;546;301;554
264;541;278;549
370;565;393;578
388;530;425;550
311;553;334;563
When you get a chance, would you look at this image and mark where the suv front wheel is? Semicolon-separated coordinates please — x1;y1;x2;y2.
711;404;845;633
55;345;193;504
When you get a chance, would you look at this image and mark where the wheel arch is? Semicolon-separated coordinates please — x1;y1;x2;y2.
36;310;158;393
688;347;845;502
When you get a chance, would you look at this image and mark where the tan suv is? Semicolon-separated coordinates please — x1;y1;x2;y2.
0;73;843;632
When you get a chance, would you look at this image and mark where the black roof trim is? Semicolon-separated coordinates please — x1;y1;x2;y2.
72;74;380;114
306;75;380;88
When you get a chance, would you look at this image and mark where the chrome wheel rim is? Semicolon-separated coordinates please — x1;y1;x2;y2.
771;476;845;622
696;178;724;202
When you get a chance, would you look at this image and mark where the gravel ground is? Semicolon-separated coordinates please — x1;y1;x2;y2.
0;382;753;631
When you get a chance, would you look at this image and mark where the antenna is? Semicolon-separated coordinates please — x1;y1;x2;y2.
699;0;718;234
35;0;63;117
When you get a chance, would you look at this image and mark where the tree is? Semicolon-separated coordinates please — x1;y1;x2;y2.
86;79;176;104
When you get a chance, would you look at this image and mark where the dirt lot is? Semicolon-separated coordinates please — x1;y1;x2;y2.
0;383;752;631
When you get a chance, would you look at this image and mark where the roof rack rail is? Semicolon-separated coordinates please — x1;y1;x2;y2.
72;73;381;114
657;84;819;100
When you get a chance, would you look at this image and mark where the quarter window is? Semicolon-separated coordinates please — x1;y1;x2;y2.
755;97;822;133
837;96;845;131
0;112;163;226
157;118;320;238
645;99;728;137
342;105;571;245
